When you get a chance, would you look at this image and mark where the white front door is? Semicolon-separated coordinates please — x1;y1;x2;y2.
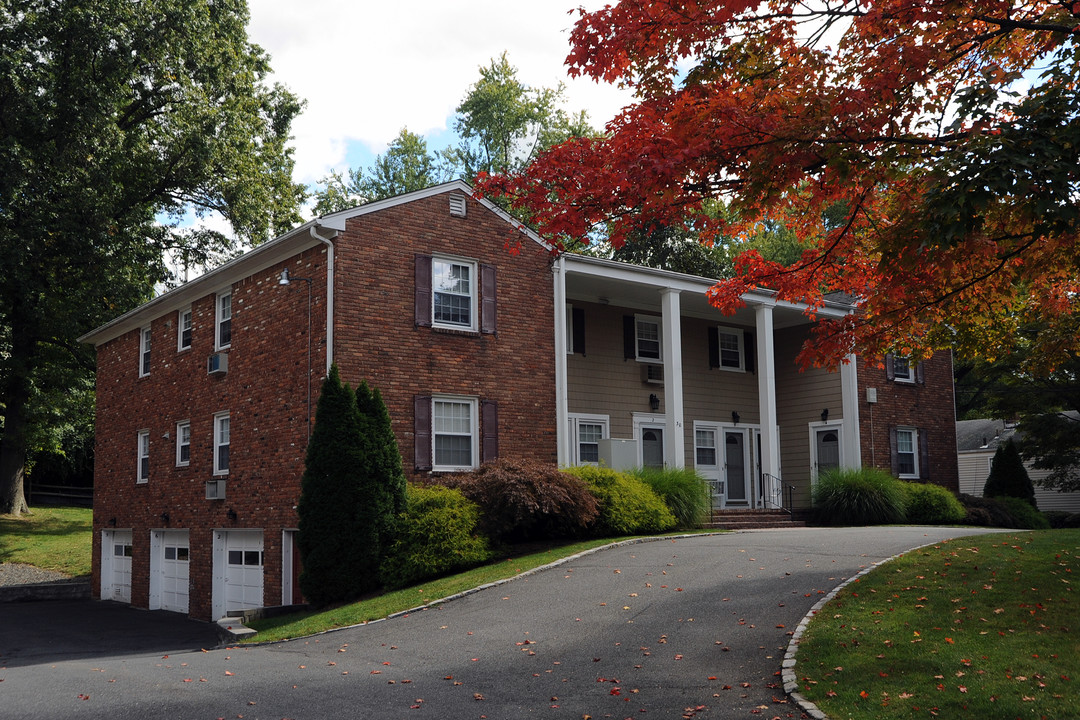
150;530;190;613
101;530;133;603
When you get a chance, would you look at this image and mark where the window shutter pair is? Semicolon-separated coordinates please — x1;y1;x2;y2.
885;354;925;383
414;254;496;333
412;395;498;471
706;327;755;373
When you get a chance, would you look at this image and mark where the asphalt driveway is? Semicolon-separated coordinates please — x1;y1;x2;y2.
0;526;1011;720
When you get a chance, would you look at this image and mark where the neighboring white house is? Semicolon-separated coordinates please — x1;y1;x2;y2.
956;418;1080;513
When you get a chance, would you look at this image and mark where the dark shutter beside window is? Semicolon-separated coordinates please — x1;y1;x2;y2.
481;264;496;334
885;354;896;381
708;327;719;368
481;400;498;462
414;395;432;471
623;315;636;360
919;429;930;480
572;307;586;355
916;360;926;384
744;331;755;374
889;426;899;476
415;255;432;327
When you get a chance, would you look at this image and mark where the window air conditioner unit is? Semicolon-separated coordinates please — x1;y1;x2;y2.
642;363;664;384
207;352;228;375
205;479;226;500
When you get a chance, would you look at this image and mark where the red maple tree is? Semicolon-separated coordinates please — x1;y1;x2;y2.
478;1;1080;370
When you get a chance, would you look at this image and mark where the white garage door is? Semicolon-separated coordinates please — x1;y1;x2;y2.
225;531;264;613
102;530;133;603
151;530;190;613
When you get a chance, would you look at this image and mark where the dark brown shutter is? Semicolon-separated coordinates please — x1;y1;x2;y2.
481;400;498;462
889;427;899;476
623;316;636;359
919;429;930;480
572;307;586;355
480;264;496;334
885;354;896;381
744;331;755;374
415;255;432;327
708;327;719;368
414;395;432;471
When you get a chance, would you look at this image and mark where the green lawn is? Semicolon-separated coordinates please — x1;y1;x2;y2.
0;505;93;576
794;529;1079;720
246;537;630;642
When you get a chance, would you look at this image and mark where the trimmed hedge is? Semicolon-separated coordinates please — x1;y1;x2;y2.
812;467;907;526
380;484;492;590
631;466;711;529
994;496;1051;529
564;466;676;536
435;459;598;543
900;481;966;525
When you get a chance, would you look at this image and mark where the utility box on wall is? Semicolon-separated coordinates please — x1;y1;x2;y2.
598;438;638;471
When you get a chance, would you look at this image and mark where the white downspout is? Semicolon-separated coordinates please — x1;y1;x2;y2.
310;226;335;374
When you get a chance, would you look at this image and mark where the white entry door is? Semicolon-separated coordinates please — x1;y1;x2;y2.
101;530;133;603
150;530;190;613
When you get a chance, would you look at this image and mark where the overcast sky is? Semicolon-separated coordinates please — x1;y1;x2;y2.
247;0;632;189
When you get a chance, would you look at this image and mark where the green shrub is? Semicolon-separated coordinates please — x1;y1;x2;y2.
811;467;907;526
564;466;676;536
984;440;1037;508
900;482;966;525
1044;511;1072;529
958;494;1017;527
630;466;711;528
436;458;598;543
1063;513;1080;529
380;484;492;590
994;496;1051;529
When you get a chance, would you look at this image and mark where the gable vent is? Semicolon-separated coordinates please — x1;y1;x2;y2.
449;193;467;218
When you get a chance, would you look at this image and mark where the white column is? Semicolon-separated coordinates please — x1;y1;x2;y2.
552;257;570;467
840;353;862;468
755;303;780;502
661;289;685;468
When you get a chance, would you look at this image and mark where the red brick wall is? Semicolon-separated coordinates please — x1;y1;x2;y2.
856;351;959;492
91;191;557;620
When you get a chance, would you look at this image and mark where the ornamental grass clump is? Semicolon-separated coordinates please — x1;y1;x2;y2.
630;466;711;528
812;467;906;526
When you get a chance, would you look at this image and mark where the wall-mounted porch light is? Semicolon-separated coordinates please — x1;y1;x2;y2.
731;411;740;425
649;393;660;412
821;408;829;423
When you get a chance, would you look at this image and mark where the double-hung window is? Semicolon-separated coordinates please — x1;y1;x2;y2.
432;396;477;470
432;258;477;331
892;357;914;383
213;412;230;475
895;427;918;478
178;308;192;351
717;327;744;371
695;428;718;466
216;291;232;349
635;315;662;362
176;421;191;467
137;430;150;483
569;414;609;465
139;327;151;377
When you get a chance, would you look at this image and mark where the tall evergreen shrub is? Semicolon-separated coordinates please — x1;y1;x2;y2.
354;380;407;580
983;440;1037;508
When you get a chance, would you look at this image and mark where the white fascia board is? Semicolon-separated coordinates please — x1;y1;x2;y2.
78;220;335;346
563;253;852;317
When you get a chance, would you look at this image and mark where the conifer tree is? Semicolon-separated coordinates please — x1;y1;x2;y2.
984;440;1037;508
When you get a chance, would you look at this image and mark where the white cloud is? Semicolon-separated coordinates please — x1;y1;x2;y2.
247;0;632;184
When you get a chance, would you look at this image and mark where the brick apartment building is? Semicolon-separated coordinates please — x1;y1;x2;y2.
80;181;958;621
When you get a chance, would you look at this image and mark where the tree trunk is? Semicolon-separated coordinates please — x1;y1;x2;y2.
1;314;36;516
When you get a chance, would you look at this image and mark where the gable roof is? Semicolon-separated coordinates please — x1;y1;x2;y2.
78;181;547;347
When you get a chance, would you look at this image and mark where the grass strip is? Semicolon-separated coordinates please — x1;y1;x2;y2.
245;537;639;642
795;529;1079;720
0;506;93;576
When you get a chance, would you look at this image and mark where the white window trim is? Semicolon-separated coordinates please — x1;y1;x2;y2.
893;357;915;384
568;413;609;466
213;412;230;476
896;426;919;479
137;430;150;484
692;422;720;468
431;255;478;332
176;420;191;467
139;326;151;377
716;325;745;372
635;314;663;363
431;395;478;472
178;307;192;351
215;290;232;351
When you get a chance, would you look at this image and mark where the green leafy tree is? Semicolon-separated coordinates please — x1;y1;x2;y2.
446;51;595;178
0;0;306;515
984;441;1037;508
311;128;453;214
